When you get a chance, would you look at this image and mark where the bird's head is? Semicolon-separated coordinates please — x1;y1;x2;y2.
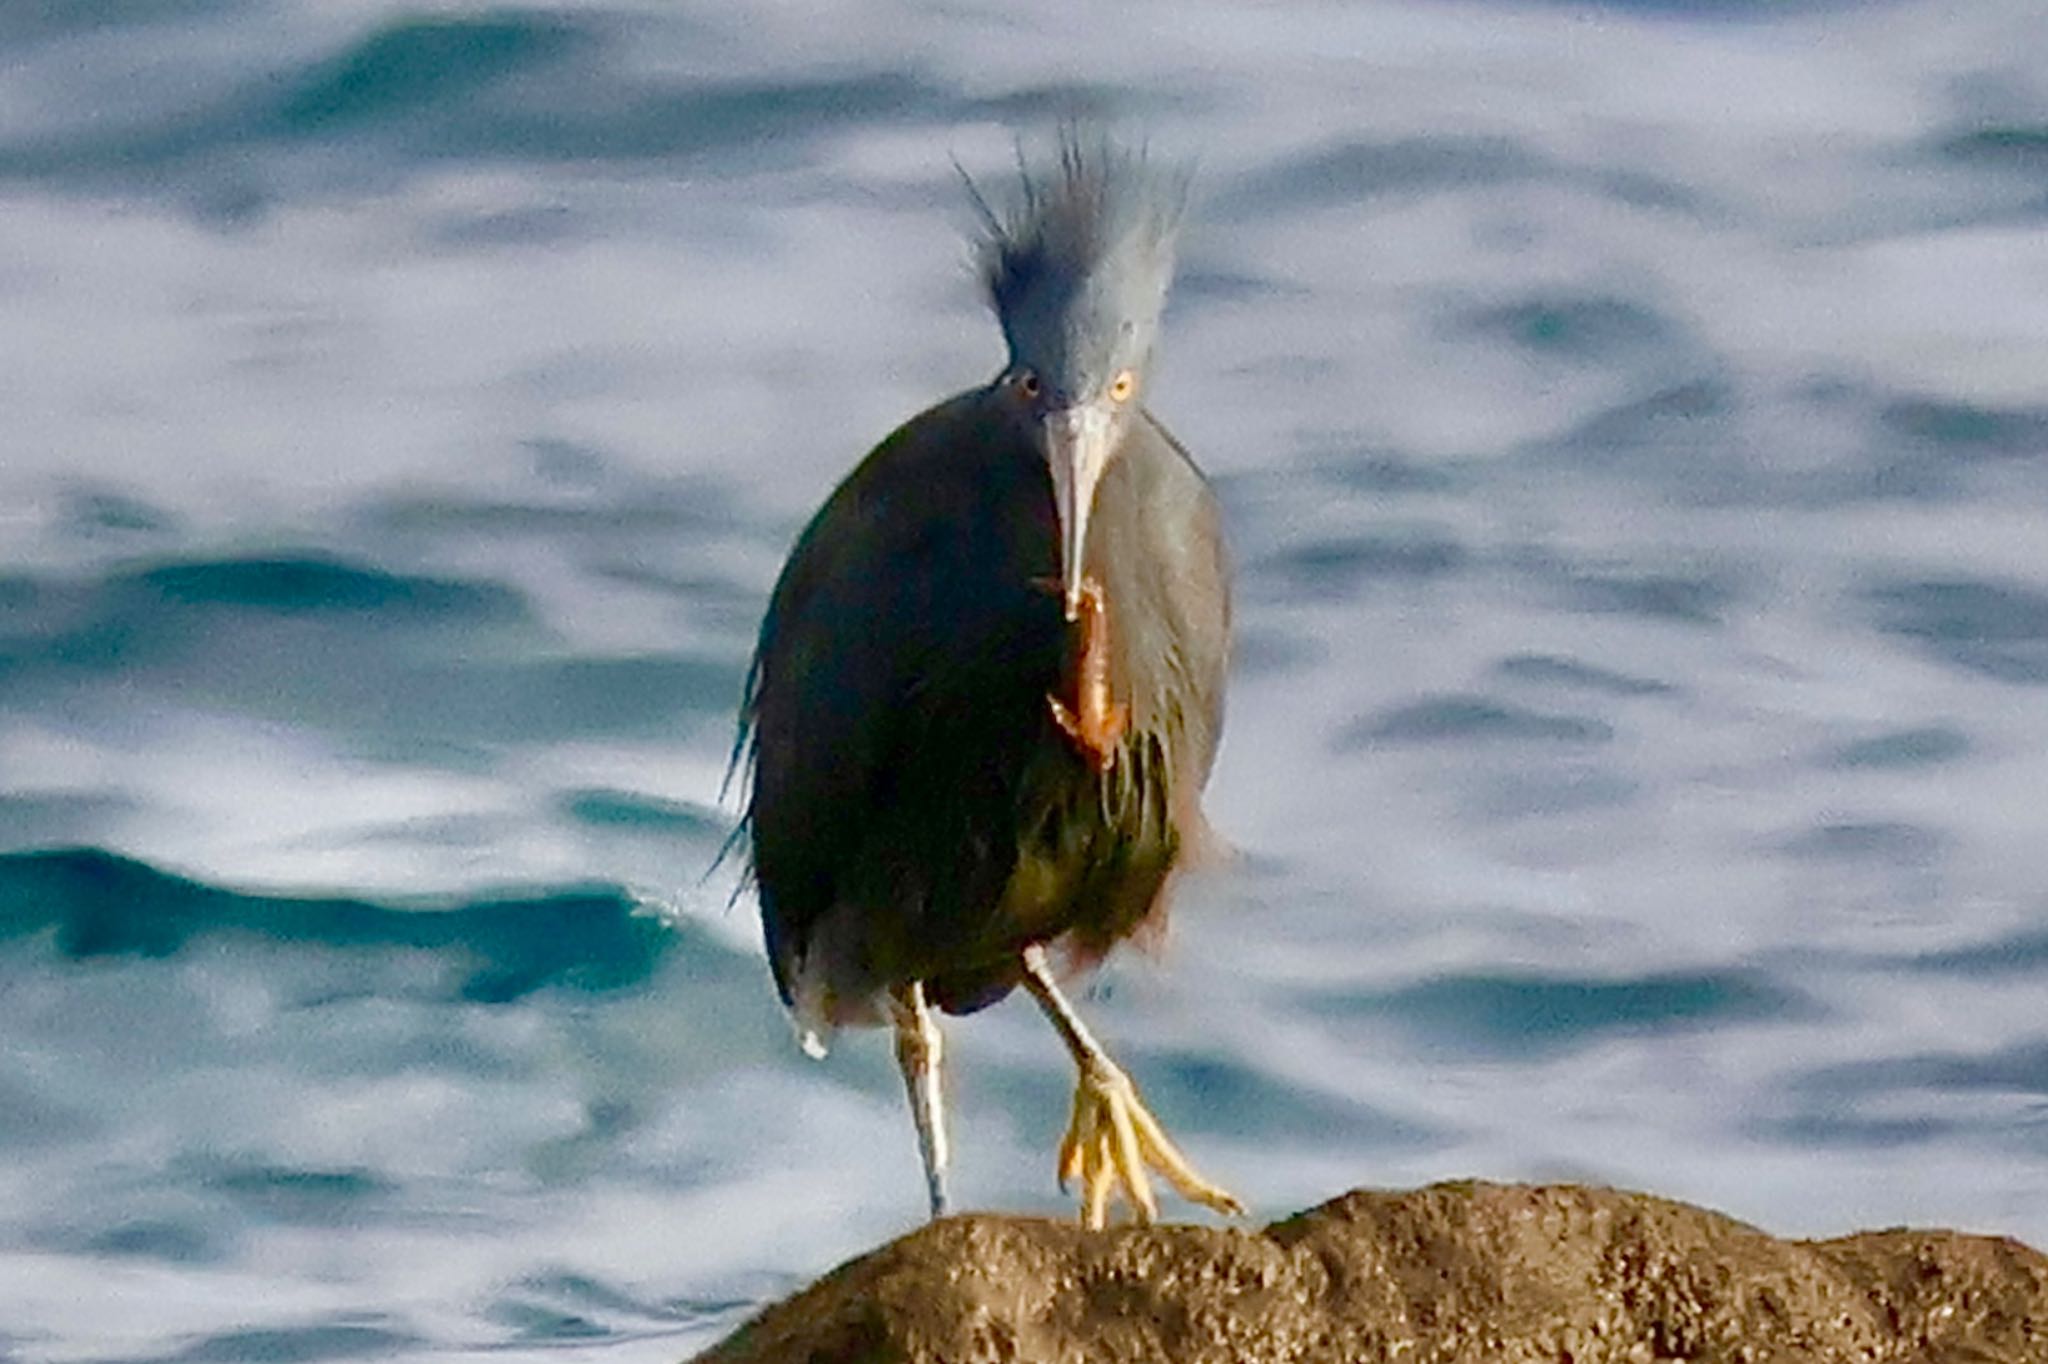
969;133;1187;622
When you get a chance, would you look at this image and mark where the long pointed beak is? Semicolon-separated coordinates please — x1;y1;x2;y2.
1043;402;1116;623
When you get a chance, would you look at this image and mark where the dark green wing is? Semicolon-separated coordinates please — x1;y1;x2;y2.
741;388;1065;1014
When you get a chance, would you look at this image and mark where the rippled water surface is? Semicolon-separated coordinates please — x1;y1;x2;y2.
5;1;2048;1358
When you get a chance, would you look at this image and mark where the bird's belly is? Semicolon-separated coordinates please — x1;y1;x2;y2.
919;746;1180;1014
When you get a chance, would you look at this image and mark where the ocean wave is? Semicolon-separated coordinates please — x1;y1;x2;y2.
1;551;530;673
1456;293;1684;364
269;12;591;140
0;846;712;1001
0;9;957;199
1342;694;1616;748
1310;967;1814;1058
1217;132;1705;220
133;552;530;620
1249;526;1468;603
0;550;743;744
1490;653;1678;697
1865;576;2048;685
1938;124;2048;176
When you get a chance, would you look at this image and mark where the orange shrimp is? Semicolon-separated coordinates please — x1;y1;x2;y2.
1047;575;1128;772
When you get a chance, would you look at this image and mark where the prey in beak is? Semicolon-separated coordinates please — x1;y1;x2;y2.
1039;395;1129;770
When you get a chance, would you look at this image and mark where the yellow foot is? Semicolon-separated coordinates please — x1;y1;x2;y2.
1057;1056;1245;1229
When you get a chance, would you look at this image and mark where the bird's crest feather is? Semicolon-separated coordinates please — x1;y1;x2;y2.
962;130;1188;386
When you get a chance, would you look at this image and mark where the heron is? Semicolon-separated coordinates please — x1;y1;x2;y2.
736;133;1239;1229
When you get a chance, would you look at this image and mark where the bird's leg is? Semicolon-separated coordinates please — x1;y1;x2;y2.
889;980;950;1218
1019;944;1243;1229
1044;575;1128;771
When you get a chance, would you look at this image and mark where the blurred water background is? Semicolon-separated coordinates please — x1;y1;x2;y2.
4;0;2048;1357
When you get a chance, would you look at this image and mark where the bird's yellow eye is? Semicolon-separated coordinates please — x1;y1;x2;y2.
1108;370;1136;403
1015;370;1041;399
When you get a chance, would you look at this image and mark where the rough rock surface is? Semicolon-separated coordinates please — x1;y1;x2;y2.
695;1181;2048;1363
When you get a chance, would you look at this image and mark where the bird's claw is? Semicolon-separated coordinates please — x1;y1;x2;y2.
1056;1056;1244;1229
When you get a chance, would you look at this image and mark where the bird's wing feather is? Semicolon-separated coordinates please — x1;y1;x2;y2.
1116;409;1231;780
741;388;1062;1005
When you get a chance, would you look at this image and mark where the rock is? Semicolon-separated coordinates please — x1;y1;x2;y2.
694;1181;2048;1363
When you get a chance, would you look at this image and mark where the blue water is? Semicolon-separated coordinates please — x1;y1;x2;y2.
5;0;2048;1357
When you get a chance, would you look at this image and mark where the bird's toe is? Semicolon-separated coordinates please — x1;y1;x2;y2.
1121;1089;1245;1218
1057;1058;1235;1229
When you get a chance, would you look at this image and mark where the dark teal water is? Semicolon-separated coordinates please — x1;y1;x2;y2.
4;1;2048;1358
